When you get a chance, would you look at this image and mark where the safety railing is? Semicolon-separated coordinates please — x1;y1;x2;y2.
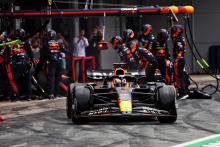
71;56;96;82
33;56;96;83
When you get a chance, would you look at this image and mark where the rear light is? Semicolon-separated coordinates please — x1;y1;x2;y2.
97;41;109;50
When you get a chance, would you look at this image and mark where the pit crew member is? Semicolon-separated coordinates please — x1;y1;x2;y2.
152;29;173;84
171;24;189;100
10;29;34;100
138;24;156;51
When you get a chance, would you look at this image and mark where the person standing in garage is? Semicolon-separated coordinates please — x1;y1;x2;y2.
73;29;89;82
87;26;103;69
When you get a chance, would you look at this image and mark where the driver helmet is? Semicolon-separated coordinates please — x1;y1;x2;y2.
113;78;126;87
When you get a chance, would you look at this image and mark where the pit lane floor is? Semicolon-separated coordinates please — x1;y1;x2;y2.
0;77;220;147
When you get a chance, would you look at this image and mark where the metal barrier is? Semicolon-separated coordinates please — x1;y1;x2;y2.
71;56;83;81
33;56;96;83
71;56;96;82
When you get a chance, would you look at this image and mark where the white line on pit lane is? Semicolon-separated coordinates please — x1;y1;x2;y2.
9;143;27;147
171;134;220;147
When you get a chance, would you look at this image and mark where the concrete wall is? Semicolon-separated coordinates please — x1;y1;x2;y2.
100;17;121;69
192;0;220;73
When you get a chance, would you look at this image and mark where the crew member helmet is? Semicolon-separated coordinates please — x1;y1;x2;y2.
171;24;184;38
110;36;123;50
157;29;169;43
48;29;57;40
122;29;135;42
15;28;25;39
0;31;7;41
142;24;152;37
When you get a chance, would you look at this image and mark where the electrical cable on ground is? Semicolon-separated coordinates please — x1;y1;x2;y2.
184;14;219;96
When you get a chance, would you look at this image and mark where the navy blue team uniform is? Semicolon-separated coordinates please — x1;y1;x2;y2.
132;47;158;82
117;46;134;64
11;40;33;100
138;24;156;51
171;25;189;99
110;35;134;65
10;29;33;100
43;30;63;99
122;28;158;82
153;29;173;84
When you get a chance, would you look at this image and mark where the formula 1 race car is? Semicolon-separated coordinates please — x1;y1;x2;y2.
66;63;177;124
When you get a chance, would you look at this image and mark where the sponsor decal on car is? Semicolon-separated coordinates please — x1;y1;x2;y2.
88;107;108;116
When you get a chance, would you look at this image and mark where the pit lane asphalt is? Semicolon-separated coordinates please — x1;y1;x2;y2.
0;84;220;147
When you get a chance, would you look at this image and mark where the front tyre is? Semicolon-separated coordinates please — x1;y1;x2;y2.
66;83;75;119
156;85;177;123
71;85;91;124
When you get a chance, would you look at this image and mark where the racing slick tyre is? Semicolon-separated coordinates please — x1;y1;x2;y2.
156;85;177;123
71;85;91;124
66;83;75;119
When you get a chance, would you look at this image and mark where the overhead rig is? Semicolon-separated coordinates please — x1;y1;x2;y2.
0;6;194;17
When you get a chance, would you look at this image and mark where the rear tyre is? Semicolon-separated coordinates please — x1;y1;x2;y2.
71;85;91;124
157;85;177;123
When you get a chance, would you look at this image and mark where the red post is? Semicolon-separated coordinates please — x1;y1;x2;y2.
86;56;96;70
0;111;4;123
71;56;83;81
71;56;96;83
82;56;96;83
82;57;86;83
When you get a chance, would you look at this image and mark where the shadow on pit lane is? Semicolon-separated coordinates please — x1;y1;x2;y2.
42;110;178;126
65;115;178;126
2;109;178;127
